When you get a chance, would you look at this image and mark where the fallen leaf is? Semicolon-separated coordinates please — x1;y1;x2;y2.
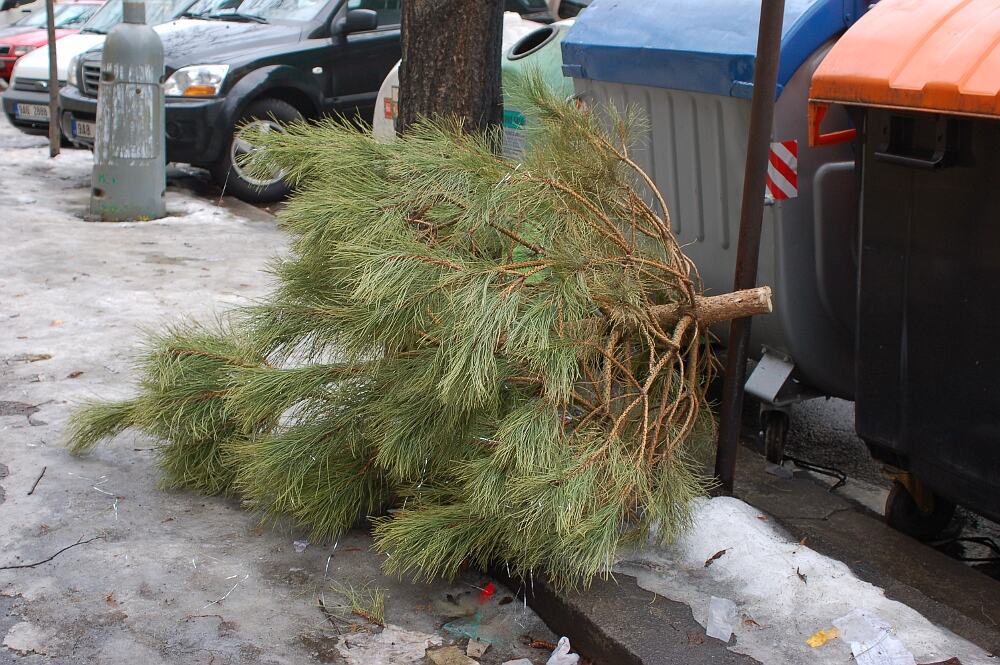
704;549;728;568
805;627;839;648
66;371;83;379
105;593;117;606
687;630;705;645
799;536;808;546
742;615;762;628
796;567;807;584
756;515;768;521
50;320;63;327
530;639;557;650
426;645;476;665
7;353;51;363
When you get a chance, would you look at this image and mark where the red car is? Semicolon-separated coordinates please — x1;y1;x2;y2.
0;0;102;80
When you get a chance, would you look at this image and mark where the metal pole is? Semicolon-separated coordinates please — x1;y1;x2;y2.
713;0;785;495
44;0;59;157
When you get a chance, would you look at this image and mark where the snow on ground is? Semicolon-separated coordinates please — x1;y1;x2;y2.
0;120;555;664
618;496;996;664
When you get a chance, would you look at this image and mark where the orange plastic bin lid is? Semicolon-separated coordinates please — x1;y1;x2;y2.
810;0;1000;118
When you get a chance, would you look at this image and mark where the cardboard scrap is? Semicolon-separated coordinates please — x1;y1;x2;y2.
426;645;478;665
467;638;489;658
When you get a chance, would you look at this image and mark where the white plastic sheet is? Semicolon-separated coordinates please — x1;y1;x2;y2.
706;596;738;642
833;610;916;665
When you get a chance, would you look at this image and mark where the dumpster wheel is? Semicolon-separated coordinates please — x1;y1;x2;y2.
761;410;790;465
885;479;955;541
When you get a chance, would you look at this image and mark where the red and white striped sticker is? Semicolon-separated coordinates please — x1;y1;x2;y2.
766;140;798;201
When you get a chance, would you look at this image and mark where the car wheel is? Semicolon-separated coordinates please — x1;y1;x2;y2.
211;98;303;204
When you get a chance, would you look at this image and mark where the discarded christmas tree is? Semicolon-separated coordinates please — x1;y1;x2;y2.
69;76;771;588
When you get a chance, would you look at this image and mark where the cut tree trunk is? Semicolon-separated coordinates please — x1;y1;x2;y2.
578;287;773;330
652;286;773;327
397;0;504;136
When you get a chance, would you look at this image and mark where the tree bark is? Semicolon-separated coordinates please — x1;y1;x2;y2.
577;287;773;330
397;0;504;136
651;286;773;327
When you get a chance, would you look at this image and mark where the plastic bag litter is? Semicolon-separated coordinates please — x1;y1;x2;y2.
706;596;738;642
833;610;916;665
546;637;580;665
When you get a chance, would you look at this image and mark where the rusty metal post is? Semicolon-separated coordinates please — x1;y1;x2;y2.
713;0;786;495
44;0;59;157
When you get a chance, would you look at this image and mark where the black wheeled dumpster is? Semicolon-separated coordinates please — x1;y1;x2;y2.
810;0;1000;537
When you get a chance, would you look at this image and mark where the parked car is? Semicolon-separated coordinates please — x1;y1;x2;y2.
0;0;99;38
0;0;38;27
0;0;102;80
2;0;223;134
62;0;404;202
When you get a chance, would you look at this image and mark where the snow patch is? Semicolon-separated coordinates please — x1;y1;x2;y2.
335;624;442;664
3;621;52;655
616;497;994;664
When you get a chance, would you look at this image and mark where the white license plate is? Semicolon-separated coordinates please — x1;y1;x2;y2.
15;103;49;120
72;119;95;139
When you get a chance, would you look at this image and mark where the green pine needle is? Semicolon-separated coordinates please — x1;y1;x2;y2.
68;73;718;590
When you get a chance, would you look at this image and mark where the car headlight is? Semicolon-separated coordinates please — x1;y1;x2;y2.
13;45;37;56
163;64;229;97
66;54;79;88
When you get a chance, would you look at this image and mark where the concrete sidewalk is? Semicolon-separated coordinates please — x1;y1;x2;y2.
0;122;556;665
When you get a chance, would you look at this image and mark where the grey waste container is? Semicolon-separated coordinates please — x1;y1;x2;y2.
561;0;877;460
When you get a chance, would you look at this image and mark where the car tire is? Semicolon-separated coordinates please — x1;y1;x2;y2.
211;97;303;204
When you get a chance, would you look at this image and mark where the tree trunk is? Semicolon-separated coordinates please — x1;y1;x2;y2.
650;286;773;327
397;0;504;135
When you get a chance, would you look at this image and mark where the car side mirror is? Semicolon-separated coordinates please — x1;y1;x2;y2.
333;8;377;35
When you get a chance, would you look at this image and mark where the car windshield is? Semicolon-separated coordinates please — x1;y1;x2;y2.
181;0;238;16
80;0;218;33
208;0;325;23
16;2;100;28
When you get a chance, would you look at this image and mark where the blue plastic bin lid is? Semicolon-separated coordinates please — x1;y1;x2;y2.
561;0;875;98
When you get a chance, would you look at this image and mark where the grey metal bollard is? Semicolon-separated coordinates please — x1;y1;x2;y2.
90;0;165;222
